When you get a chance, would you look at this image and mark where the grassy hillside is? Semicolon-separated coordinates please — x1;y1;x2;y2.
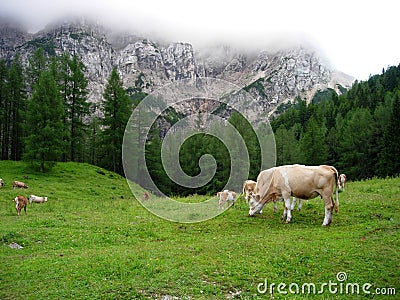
0;161;399;299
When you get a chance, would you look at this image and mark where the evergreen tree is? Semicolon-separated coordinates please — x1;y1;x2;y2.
337;108;374;179
27;48;47;89
380;92;400;176
100;68;131;174
7;55;27;160
67;55;89;162
0;60;9;160
298;116;328;165
24;70;64;172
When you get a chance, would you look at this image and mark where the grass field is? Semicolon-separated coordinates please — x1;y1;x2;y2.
0;161;399;299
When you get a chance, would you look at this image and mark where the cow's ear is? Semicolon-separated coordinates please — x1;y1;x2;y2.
255;194;261;201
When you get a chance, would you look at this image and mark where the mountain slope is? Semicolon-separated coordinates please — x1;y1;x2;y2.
0;17;354;115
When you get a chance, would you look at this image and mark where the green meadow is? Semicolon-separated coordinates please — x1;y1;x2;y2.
0;161;399;299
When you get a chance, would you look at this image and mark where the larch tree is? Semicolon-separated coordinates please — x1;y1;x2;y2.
100;68;131;175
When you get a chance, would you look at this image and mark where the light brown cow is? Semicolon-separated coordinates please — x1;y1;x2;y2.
217;190;237;209
249;165;339;226
13;196;28;216
13;180;28;189
243;179;301;213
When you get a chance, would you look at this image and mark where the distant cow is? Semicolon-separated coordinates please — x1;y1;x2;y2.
29;195;48;204
249;165;339;226
0;178;4;187
13;196;28;216
242;180;256;204
339;174;347;191
217;190;237;209
142;191;150;201
13;181;28;189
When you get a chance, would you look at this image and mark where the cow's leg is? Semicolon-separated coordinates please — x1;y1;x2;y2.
297;199;303;211
290;197;297;210
283;196;292;223
322;196;334;226
273;201;278;213
23;205;27;215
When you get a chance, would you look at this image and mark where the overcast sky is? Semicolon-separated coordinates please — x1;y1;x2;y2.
1;0;399;80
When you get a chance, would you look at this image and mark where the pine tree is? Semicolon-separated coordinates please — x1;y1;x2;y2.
27;48;47;89
0;60;9;160
24;70;64;172
67;55;89;162
380;92;400;176
7;54;27;160
299;116;328;165
100;68;131;174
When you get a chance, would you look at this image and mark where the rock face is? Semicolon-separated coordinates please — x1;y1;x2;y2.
0;17;354;115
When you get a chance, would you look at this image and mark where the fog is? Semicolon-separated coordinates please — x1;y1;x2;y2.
1;0;399;80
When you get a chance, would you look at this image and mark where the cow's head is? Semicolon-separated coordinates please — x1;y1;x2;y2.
248;193;264;216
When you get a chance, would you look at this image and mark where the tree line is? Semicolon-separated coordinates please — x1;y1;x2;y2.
0;48;132;173
271;65;400;180
144;65;400;196
1;47;399;195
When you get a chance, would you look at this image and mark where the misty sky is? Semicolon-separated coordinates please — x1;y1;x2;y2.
1;0;399;80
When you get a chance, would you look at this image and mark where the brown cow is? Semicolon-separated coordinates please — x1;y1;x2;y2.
13;181;28;189
142;191;150;201
13;196;28;216
217;190;237;209
249;165;339;226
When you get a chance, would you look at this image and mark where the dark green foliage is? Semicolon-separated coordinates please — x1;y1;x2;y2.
24;71;64;172
0;56;27;161
99;68;132;175
271;64;400;180
380;92;400;176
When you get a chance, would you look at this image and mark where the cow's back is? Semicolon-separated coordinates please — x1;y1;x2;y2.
277;165;336;199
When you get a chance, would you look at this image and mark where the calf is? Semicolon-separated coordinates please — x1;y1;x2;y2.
0;178;4;187
242;180;256;204
29;195;48;204
13;196;28;216
339;174;347;191
13;180;28;189
217;190;237;209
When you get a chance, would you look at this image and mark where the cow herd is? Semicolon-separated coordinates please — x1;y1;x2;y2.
0;178;48;216
217;164;347;226
4;164;347;226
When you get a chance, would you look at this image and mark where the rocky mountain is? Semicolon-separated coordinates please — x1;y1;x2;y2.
0;18;354;118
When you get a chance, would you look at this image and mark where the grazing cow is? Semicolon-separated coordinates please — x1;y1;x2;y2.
242;180;256;204
13;181;28;189
217;190;237;209
29;195;48;204
142;191;150;201
13;196;28;216
249;165;339;226
243;179;300;214
0;178;4;187
339;174;347;191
